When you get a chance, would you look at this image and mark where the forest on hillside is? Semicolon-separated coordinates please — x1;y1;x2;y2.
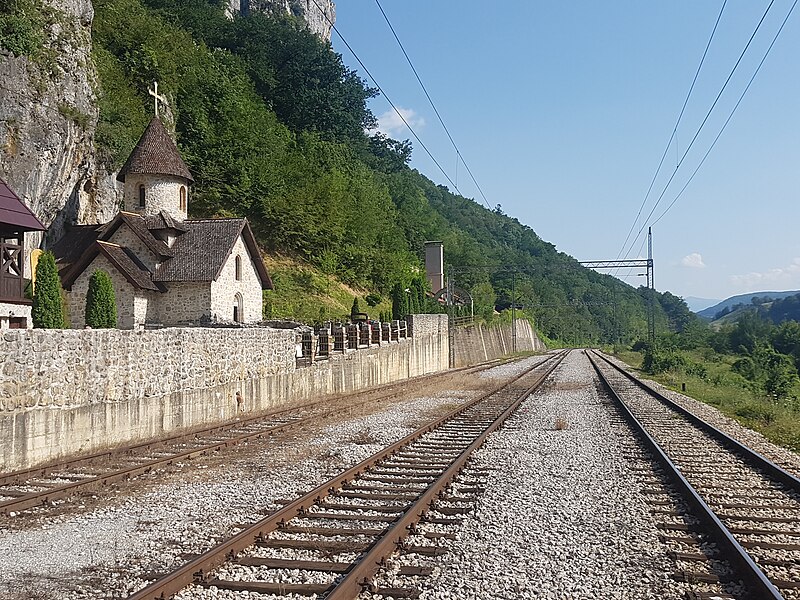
10;0;695;342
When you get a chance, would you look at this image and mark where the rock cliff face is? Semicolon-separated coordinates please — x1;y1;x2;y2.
229;0;336;40
0;0;118;254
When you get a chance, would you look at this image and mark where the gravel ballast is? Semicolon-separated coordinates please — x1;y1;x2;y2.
399;350;686;600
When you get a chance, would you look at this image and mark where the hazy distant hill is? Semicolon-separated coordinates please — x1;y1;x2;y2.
684;296;721;313
699;291;800;320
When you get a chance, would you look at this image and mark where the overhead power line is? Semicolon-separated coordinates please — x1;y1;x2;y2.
621;0;779;261
615;0;727;264
373;0;493;210
308;0;468;199
652;0;798;227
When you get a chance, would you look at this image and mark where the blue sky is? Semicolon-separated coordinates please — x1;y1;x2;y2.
330;1;799;302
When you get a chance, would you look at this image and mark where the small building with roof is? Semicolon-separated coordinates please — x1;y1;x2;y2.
52;117;272;328
0;177;46;329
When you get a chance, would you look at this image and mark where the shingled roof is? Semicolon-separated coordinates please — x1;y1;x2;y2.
53;214;272;291
60;240;166;292
51;224;106;277
144;210;188;233
116;118;193;183
154;218;272;289
0;177;46;232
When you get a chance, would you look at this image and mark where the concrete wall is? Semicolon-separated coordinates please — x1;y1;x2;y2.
0;314;448;470
452;318;546;368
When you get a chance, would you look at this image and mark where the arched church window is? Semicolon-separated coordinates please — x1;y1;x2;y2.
235;255;242;281
234;292;244;322
138;185;146;208
179;186;187;212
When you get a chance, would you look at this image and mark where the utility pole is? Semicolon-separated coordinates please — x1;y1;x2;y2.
647;227;655;348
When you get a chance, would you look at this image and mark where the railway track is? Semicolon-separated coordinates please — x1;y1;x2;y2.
0;358;511;518
589;350;800;600
125;350;568;599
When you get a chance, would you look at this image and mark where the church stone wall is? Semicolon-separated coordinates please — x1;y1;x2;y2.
66;254;146;329
107;224;160;272
210;235;263;322
156;282;212;325
123;173;188;221
0;314;450;470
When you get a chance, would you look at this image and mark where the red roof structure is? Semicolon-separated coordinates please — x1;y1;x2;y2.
0;177;46;233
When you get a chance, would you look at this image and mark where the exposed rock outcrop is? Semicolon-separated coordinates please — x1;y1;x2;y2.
228;0;336;40
0;0;118;254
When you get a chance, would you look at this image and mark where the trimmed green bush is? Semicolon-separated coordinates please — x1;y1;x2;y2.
85;270;117;328
31;251;65;329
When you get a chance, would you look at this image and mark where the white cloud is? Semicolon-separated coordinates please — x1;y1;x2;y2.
368;107;425;138
680;253;706;269
730;258;800;290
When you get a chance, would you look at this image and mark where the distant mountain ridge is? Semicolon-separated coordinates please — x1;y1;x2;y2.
698;291;800;320
684;296;721;313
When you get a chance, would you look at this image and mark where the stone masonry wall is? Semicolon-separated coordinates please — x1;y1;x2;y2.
107;223;159;272
123;173;187;221
209;235;263;323
0;314;448;470
155;282;212;325
452;319;546;368
66;253;144;329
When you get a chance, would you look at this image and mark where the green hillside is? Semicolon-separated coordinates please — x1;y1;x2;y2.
88;0;693;342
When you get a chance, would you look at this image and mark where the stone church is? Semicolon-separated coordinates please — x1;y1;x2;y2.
53;117;272;328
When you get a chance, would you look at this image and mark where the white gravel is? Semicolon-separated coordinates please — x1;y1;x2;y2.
0;392;474;599
386;350;685;600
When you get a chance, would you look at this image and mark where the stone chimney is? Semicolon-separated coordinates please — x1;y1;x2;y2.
424;241;444;294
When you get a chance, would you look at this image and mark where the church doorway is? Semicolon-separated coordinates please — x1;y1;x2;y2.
233;293;243;322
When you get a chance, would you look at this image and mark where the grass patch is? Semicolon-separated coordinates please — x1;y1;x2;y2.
262;254;391;324
614;349;800;452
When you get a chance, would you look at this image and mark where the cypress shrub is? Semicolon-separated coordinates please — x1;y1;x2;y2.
31;251;65;328
350;296;361;319
85;269;117;328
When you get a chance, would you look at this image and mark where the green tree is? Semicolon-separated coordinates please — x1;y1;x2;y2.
391;283;409;320
31;251;65;329
85;270;118;328
350;296;361;319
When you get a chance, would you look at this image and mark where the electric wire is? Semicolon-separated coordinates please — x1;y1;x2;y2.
615;0;727;265
651;0;798;227
307;0;467;198
373;0;493;210
621;0;778;261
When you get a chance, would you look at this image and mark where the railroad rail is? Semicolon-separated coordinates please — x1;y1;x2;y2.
588;350;800;600
126;350;568;599
0;357;513;517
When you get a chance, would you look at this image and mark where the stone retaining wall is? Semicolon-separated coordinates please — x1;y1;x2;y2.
0;314;448;470
452;319;546;368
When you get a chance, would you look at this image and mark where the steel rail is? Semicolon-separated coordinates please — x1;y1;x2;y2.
326;352;566;599
591;350;800;491
127;350;567;600
0;357;513;515
586;350;784;600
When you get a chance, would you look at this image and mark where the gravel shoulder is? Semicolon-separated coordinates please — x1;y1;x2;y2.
0;383;482;600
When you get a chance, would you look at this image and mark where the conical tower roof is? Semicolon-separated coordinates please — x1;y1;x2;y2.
116;118;193;183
